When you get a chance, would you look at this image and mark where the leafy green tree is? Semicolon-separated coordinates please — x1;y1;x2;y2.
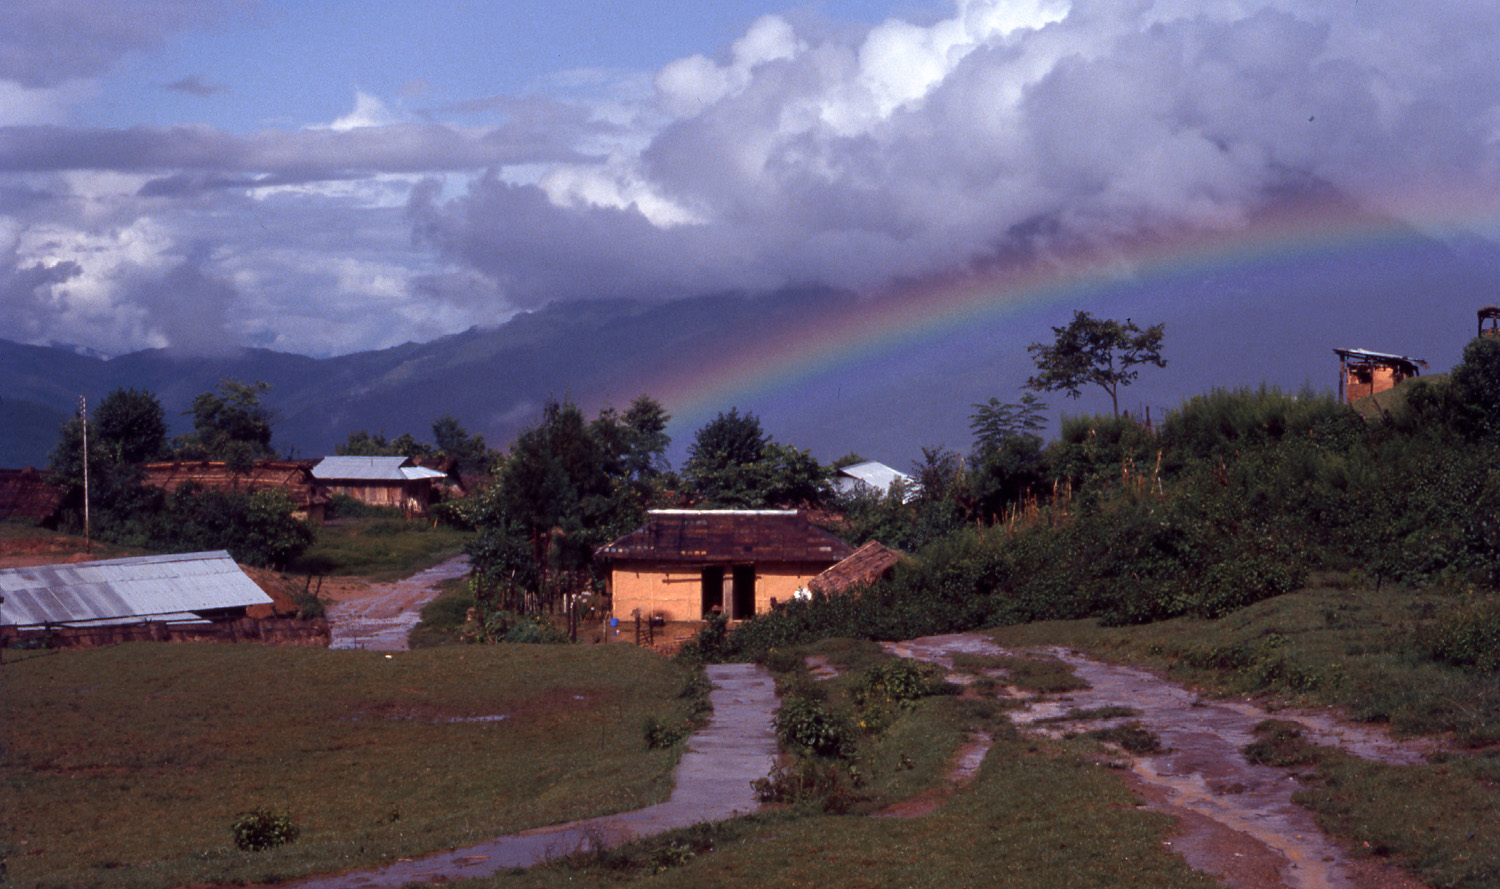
432;415;487;475
1026;311;1166;417
47;388;169;534
969;392;1048;456
174;379;277;467
621;395;671;480
683;408;829;507
94;388;168;464
1450;335;1500;439
336;430;395;456
467;399;649;616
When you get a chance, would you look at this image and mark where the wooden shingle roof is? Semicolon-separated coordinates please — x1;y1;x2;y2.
809;541;905;595
597;510;855;564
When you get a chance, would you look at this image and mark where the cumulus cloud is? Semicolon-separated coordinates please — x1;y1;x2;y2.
408;0;1500;310
5;0;1500;357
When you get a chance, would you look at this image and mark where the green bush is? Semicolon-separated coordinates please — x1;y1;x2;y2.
775;696;853;758
1422;596;1500;671
229;809;299;851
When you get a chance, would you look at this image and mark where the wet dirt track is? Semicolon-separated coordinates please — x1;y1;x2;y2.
324;555;470;650
277;663;778;889
884;633;1433;889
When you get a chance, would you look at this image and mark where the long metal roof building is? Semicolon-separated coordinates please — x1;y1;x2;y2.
312;456;448;481
0;551;272;628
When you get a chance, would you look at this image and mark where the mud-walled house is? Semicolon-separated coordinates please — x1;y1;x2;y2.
1333;348;1424;404
311;456;450;518
140;459;329;521
596;510;855;622
1480;306;1500;339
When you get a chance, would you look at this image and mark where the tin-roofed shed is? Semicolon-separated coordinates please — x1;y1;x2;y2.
597;510;855;621
312;456;449;517
0;551;272;629
1334;348;1424;404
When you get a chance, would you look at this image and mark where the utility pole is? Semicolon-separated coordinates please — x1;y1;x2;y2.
80;395;90;553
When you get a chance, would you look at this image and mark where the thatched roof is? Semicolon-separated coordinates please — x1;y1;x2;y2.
597;510;854;565
808;540;905;596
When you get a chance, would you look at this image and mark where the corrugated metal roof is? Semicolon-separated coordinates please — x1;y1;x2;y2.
835;461;917;502
313;456;414;481
401;465;449;481
0;551;272;628
597;510;855;565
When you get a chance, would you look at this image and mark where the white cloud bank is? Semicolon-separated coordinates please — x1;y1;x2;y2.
3;0;1500;355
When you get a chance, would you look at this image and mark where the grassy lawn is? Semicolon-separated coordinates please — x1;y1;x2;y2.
458;642;1218;889
988;578;1500;743
2;643;699;889
286;517;470;580
988;580;1500;889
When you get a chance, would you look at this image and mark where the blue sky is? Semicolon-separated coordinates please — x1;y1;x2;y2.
2;0;1499;367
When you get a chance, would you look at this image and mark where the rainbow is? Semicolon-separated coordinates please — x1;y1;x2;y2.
619;187;1500;436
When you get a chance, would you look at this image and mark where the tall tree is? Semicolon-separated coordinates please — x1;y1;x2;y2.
1026;311;1166;417
969;392;1048;456
432;414;487;475
94;388;168;464
467;399;644;615
683;408;829;507
175;379;277;467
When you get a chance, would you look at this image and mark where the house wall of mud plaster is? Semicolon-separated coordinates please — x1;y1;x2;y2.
609;560;831;622
320;480;430;516
1344;364;1414;403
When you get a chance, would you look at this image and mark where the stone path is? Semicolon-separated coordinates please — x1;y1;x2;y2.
281;662;778;888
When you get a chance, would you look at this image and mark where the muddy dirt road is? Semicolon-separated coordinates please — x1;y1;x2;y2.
885;633;1432;889
280;662;778;888
323;555;469;650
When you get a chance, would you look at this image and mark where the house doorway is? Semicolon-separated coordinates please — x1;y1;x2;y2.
731;566;756;619
701;567;725;617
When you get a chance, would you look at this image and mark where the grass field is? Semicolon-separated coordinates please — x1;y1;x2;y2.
2;643;699;889
286;516;470;580
454;640;1220;889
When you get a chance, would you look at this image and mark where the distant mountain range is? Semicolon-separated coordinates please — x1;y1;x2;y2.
3;225;1492;472
0;288;882;468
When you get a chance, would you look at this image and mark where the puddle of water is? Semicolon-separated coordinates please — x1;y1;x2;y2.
889;634;1433;889
278;663;778;889
327;555;470;651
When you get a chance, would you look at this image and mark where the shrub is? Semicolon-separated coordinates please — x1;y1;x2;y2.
775;696;853;758
1422;596;1500;672
229;809;299;851
642;715;690;749
752;759;860;813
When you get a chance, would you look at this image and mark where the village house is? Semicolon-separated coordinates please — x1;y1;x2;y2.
1333;347;1424;404
596;509;855;622
0;550;329;649
834;460;917;502
310;456;450;518
1480;305;1500;339
140;459;329;521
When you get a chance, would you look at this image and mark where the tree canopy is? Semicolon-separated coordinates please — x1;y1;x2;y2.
1026;311;1165;417
174;379;277;466
683;408;829;507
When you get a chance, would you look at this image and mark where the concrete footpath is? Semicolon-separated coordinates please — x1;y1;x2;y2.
282;662;779;888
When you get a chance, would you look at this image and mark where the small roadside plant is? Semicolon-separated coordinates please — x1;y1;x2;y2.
775;695;853;758
1242;719;1322;767
229;808;299;851
643;715;691;749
